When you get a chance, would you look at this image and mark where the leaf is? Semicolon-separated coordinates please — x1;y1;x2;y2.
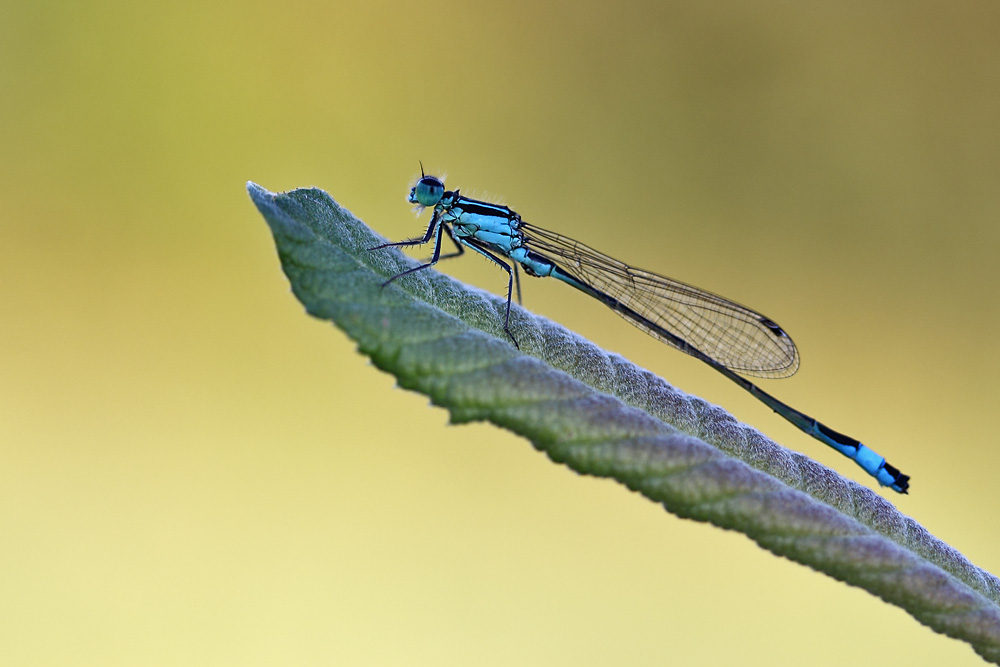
248;181;1000;663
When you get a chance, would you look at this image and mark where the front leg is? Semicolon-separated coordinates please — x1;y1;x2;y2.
380;216;447;287
368;210;441;251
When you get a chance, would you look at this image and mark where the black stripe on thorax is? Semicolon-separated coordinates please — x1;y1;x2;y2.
455;197;517;219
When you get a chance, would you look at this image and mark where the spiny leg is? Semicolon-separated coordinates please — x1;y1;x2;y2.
513;262;522;306
441;225;466;260
459;237;520;349
368;211;441;252
380;216;446;288
430;224;466;263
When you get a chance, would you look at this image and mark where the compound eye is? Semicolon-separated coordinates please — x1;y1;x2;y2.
412;176;445;206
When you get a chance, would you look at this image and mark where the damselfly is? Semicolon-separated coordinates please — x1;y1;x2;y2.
371;170;910;493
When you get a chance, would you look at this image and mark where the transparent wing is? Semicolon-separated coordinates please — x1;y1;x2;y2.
521;222;800;379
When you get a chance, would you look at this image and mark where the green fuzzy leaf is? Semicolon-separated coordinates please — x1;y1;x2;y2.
248;181;1000;663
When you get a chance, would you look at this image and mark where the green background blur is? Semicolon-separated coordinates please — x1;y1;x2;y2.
3;1;999;664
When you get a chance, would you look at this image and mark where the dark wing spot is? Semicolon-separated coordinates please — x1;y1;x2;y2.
760;317;788;338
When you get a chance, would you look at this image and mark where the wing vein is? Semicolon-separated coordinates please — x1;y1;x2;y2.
521;222;800;378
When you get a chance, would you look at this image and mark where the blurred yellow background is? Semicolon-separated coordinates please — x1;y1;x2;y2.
3;1;999;664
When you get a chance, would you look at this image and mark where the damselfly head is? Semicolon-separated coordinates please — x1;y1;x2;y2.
408;175;446;208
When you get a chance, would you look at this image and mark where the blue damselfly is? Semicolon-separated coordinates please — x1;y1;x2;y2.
371;170;910;493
